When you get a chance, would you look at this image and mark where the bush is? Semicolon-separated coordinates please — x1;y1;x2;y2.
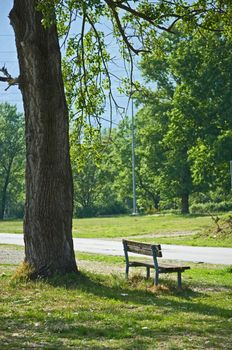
190;201;232;214
74;201;128;218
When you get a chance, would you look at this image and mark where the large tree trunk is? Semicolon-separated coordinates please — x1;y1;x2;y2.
9;0;77;277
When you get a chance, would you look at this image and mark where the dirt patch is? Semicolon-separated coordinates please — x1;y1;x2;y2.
127;231;196;239
0;246;24;265
78;260;124;275
0;246;124;275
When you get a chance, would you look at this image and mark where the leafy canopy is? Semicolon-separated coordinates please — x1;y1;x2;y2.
37;0;232;127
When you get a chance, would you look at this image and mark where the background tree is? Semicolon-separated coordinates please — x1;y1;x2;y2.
134;92;170;212
0;103;25;220
172;32;232;192
70;126;127;217
138;28;232;213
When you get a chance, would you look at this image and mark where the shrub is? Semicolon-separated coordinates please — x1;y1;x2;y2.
190;201;232;214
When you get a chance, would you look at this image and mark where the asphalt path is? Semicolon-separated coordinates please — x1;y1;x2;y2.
0;233;232;265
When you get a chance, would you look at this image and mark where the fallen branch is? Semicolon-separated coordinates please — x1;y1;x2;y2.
208;211;222;233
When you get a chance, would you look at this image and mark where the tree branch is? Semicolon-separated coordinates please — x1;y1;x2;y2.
0;66;19;91
105;0;149;55
106;0;178;33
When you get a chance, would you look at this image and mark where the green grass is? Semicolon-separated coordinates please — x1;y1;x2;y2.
0;243;24;250
72;215;213;238
0;220;23;234
139;234;232;248
0;214;213;237
1;262;232;350
77;251;125;265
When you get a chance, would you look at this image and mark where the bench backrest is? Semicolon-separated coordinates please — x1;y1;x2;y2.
123;240;162;258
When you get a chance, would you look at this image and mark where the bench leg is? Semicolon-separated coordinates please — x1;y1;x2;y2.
154;272;159;286
177;271;182;289
125;265;129;279
146;267;150;279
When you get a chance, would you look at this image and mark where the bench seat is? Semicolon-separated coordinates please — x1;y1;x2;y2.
129;261;190;272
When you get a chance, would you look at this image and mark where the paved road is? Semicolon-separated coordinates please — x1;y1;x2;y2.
0;233;232;265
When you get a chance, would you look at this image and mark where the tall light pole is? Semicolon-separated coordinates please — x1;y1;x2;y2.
131;95;138;215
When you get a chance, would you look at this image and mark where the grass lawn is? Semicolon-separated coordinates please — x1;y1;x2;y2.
1;258;232;350
72;215;213;238
139;234;232;248
0;220;23;234
0;214;213;237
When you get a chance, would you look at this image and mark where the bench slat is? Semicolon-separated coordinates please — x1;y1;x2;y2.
159;265;190;273
129;261;154;268
159;264;190;271
123;240;162;257
129;261;190;272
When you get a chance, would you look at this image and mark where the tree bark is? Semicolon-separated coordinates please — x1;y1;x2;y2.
9;0;77;276
181;193;189;214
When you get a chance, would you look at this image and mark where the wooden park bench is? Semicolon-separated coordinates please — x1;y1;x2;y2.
122;240;190;288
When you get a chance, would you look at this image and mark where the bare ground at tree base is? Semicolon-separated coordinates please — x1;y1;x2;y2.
0;246;125;275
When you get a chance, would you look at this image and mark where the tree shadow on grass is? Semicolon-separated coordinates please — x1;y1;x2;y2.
1;270;232;350
47;270;232;320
